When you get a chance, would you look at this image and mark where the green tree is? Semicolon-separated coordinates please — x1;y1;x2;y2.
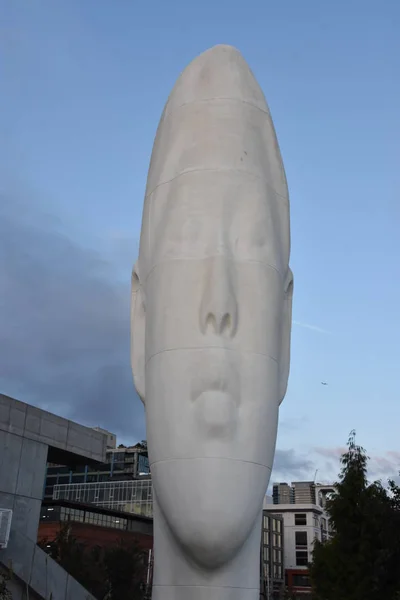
102;539;146;600
0;572;12;600
310;431;400;600
39;524;147;599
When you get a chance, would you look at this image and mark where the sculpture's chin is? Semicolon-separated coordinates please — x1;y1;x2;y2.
151;458;270;569
169;508;257;569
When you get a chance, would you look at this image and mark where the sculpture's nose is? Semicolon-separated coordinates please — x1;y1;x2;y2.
200;256;238;337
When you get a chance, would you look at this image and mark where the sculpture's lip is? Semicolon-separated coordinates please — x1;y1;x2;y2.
191;360;240;405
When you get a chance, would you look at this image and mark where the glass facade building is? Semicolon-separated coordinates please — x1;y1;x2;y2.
53;479;153;518
44;445;150;500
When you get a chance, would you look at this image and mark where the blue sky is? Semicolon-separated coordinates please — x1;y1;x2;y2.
1;0;399;484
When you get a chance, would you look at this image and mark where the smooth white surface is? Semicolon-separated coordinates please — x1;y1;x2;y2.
131;44;293;600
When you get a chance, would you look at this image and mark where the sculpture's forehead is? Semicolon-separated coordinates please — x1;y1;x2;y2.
140;169;289;280
138;45;291;281
145;99;288;203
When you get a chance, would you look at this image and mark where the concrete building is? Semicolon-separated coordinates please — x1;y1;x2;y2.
272;483;293;505
0;393;107;600
272;481;318;505
265;483;335;597
91;427;117;449
292;482;316;505
265;503;329;570
260;511;284;599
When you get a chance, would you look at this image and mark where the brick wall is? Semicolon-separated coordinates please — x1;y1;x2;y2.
38;521;153;552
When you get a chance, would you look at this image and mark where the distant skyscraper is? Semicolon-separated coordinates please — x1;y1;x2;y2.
272;482;293;504
272;481;317;505
292;481;316;504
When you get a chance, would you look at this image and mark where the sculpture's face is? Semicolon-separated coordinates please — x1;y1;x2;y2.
131;45;293;569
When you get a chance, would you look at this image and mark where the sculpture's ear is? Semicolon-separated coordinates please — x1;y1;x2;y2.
131;262;146;403
279;268;293;404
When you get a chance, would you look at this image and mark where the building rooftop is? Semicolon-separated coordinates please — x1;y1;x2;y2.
0;393;107;466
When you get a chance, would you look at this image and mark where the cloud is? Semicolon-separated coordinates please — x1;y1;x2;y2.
270;445;400;491
314;446;347;461
314;446;400;482
0;191;144;443
271;448;316;482
279;415;310;432
293;320;333;335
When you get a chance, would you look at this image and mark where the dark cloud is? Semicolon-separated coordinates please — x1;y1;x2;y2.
0;192;145;442
271;448;315;482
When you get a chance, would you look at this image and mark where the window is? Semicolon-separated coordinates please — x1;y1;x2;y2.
139;455;150;473
272;518;282;532
292;574;311;588
71;475;84;484
295;513;307;526
55;466;69;475
57;476;70;485
296;551;308;566
295;531;308;549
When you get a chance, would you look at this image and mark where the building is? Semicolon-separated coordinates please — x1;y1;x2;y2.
272;482;293;505
0;393;107;600
39;499;153;553
91;427;117;449
266;483;335;597
272;481;317;505
39;499;154;597
292;482;316;505
260;511;284;599
44;441;150;501
265;503;329;569
285;570;312;596
53;478;153;518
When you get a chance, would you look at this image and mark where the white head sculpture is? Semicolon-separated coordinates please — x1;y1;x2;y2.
131;45;293;600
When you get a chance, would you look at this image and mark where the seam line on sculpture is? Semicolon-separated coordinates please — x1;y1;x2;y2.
143;257;283;286
151;457;272;469
145;167;289;204
152;584;260;589
145;347;279;368
164;96;272;119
